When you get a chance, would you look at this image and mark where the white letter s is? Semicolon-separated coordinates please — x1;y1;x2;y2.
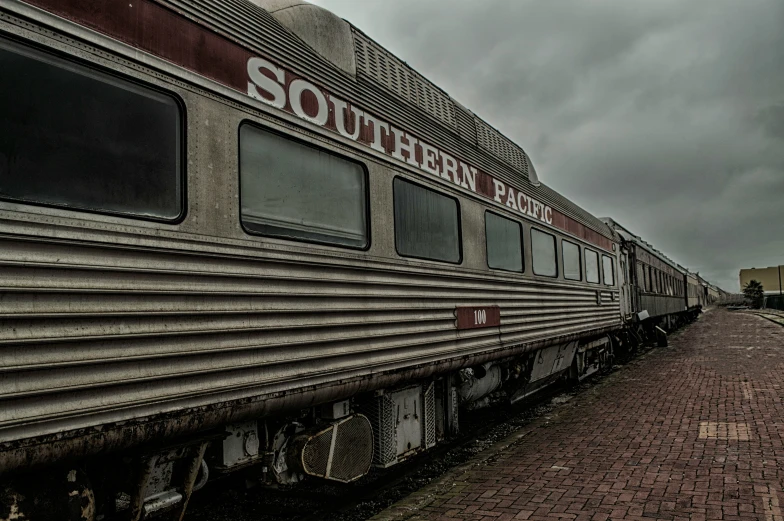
247;57;286;109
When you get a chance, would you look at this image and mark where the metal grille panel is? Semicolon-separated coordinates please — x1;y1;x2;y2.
475;118;530;178
302;428;332;478
362;395;397;467
423;382;436;449
329;415;373;482
299;415;372;482
353;29;456;128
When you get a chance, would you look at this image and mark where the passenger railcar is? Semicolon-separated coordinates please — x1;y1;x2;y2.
604;218;711;335
0;1;727;519
0;0;627;518
686;271;707;312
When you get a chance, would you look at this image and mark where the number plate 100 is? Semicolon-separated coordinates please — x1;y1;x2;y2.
455;306;501;330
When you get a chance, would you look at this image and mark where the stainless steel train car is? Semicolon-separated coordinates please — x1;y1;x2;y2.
1;0;624;518
0;1;720;519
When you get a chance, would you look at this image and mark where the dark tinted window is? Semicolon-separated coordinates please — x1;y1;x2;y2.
602;255;615;286
0;39;182;220
531;228;557;277
394;178;460;263
585;249;600;283
240;124;368;248
485;212;523;272
562;240;581;281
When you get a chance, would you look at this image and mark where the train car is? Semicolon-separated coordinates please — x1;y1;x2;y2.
707;284;720;305
686;271;706;312
602;218;693;332
0;0;625;518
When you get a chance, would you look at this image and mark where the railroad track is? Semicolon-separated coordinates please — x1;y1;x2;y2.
749;310;784;327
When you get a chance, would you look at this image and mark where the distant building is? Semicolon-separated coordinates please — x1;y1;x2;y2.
739;265;784;295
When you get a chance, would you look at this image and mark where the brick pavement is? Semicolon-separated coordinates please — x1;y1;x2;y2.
372;309;784;521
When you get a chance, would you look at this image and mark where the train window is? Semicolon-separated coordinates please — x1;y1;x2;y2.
531;229;557;277
394;178;461;263
602;255;615;286
485;212;523;272
585;249;600;283
562;240;581;281
240;124;368;248
0;38;182;220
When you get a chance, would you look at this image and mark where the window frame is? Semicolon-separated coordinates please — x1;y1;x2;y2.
484;210;524;273
602;254;615;286
530;227;558;278
562;239;582;281
0;35;187;224
392;176;463;264
238;121;372;251
585;248;601;284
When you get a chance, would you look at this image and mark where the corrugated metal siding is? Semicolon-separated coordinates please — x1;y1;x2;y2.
0;235;620;444
454;104;477;146
639;294;685;318
0;1;622;473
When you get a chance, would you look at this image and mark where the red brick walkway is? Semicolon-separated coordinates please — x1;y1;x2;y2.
372;310;784;521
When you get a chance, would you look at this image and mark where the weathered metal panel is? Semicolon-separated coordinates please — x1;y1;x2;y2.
352;28;456;129
454;104;477;146
0;2;624;475
11;0;613;245
639;294;685;318
0;229;622;470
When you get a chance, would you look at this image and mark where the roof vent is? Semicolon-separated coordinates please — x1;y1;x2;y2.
249;0;356;76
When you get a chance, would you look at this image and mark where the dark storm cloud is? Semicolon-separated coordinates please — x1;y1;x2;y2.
313;0;784;291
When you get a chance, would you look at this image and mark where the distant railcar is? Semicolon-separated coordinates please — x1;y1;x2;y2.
0;0;720;518
603;218;707;333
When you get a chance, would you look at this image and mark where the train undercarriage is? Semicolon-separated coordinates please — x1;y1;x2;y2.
0;314;704;521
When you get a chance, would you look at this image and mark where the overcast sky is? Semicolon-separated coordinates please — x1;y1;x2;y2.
311;0;784;292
